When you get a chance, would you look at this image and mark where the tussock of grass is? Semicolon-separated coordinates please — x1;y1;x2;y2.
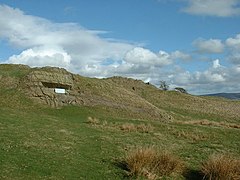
201;154;240;180
87;116;100;125
87;120;154;133
171;129;208;142
119;123;154;133
179;119;240;129
119;123;136;132
123;147;185;179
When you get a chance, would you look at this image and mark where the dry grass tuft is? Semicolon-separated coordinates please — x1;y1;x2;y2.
172;129;208;142
179;120;240;129
87;116;100;125
124;147;185;179
119;123;136;132
119;123;154;133
136;123;154;133
201;154;240;180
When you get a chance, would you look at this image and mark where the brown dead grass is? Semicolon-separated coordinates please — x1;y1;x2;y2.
119;123;136;132
124;147;185;179
201;154;240;180
87;116;100;125
119;123;154;133
86;119;154;133
172;129;208;142
179;119;240;129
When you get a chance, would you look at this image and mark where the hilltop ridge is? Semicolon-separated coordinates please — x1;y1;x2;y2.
1;64;240;123
0;64;171;121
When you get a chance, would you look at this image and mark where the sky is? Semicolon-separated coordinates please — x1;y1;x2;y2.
0;0;240;95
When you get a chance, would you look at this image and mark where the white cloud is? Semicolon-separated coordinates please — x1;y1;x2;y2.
124;47;172;67
171;50;191;61
197;59;226;83
234;66;240;73
213;59;221;69
226;34;240;65
228;53;240;65
182;0;240;17
82;48;173;77
167;59;240;94
169;56;240;94
226;34;240;49
193;38;224;53
7;46;71;69
205;72;225;82
0;4;134;72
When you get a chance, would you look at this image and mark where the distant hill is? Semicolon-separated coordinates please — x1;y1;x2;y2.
202;93;240;100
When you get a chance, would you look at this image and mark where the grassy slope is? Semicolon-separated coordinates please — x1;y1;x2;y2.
106;77;240;123
0;64;239;179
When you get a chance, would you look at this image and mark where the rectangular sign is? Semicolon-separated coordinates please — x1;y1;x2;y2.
54;88;66;94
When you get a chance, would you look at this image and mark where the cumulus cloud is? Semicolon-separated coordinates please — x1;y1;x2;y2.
171;50;191;61
226;34;240;65
199;59;226;83
79;48;174;78
228;53;240;65
7;46;71;69
182;0;240;17
168;59;233;94
212;59;221;68
193;38;224;54
179;59;225;84
124;47;172;67
226;34;240;49
170;58;240;94
0;4;134;72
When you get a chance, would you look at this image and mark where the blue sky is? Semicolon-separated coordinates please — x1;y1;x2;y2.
0;0;240;94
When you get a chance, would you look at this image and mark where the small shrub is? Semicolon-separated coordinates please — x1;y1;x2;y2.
124;147;185;179
174;87;188;94
201;154;240;180
159;80;169;91
87;116;100;125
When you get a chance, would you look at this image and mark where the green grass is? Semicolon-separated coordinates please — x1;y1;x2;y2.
0;101;239;179
0;64;31;78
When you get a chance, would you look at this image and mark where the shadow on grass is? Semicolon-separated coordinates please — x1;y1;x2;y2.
184;169;204;180
113;160;130;179
114;159;205;180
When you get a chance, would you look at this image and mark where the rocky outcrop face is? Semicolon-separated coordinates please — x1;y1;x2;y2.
20;67;80;107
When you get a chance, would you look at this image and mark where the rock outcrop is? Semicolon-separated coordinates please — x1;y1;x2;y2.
20;67;79;107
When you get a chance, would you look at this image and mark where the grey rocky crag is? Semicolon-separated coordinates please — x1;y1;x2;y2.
21;67;79;107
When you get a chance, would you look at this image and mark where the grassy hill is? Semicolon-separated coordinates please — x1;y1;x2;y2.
0;64;239;179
